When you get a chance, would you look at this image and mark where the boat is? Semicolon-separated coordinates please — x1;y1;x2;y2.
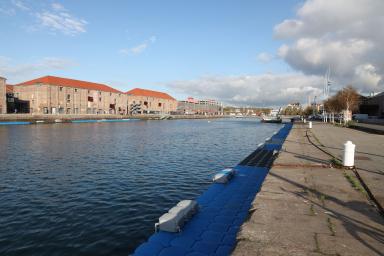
261;116;282;123
261;108;282;123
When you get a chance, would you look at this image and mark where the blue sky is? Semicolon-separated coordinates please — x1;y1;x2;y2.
1;0;383;106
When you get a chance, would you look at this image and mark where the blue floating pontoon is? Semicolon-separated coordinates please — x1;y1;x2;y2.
133;123;292;256
0;121;31;126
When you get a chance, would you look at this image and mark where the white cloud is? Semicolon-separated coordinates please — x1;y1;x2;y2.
0;7;16;16
11;0;29;11
166;73;323;106
119;36;157;56
256;52;273;63
0;56;75;83
274;0;384;93
51;3;65;11
36;10;87;35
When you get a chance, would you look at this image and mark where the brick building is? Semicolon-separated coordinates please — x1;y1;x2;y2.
1;75;178;115
126;88;177;114
12;76;127;115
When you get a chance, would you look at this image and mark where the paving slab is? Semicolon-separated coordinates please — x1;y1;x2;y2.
232;123;384;256
311;122;384;207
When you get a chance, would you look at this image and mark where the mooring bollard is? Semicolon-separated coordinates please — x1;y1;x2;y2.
343;141;355;167
308;121;312;129
303;119;306;123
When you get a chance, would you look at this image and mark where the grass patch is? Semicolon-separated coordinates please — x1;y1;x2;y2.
327;217;336;236
314;232;321;253
343;171;366;195
310;204;317;216
320;194;327;207
330;157;343;168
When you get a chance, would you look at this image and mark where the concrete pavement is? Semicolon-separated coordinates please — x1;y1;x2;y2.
311;122;384;208
232;123;384;256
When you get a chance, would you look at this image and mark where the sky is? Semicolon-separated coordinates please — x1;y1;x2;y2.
1;0;383;106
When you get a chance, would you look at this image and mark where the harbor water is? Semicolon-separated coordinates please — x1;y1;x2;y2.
0;118;282;256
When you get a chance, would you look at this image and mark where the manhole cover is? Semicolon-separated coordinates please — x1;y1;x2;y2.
355;155;371;160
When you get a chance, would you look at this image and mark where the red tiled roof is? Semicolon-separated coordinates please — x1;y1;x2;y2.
6;84;13;93
126;88;176;100
15;76;123;93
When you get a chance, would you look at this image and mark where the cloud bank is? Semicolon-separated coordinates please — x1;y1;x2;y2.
166;0;384;106
167;74;323;107
275;0;384;92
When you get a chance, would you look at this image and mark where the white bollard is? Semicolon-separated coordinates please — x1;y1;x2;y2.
308;121;312;129
343;141;356;167
303;119;306;123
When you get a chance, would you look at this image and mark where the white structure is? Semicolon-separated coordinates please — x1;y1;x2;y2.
343;141;356;167
155;200;198;232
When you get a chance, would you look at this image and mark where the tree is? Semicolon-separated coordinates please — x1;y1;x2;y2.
336;85;360;114
323;85;360;123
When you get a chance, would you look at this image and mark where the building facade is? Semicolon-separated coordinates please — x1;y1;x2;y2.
177;97;223;115
126;88;177;114
0;75;178;115
360;92;384;117
13;76;128;115
0;77;6;114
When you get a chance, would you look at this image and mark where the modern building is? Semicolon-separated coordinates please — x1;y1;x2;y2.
360;92;384;117
126;88;177;115
177;97;223;115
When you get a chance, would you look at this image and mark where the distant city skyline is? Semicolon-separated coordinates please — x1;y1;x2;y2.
1;0;383;106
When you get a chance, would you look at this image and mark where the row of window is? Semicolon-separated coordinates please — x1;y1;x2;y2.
58;87;122;97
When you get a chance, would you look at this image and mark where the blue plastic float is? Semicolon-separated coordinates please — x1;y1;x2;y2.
133;123;292;256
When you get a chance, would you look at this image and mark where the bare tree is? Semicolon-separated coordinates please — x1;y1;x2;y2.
337;86;360;113
323;85;360;123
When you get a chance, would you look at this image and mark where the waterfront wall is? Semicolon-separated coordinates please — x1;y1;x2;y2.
0;113;225;122
0;77;6;114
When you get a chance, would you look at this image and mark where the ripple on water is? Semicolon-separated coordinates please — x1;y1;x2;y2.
0;118;282;256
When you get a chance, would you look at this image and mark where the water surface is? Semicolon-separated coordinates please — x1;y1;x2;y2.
0;118;282;255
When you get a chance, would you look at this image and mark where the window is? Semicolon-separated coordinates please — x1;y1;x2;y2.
59;87;63;91
158;102;162;107
99;97;102;102
144;101;148;106
74;88;78;93
67;94;71;103
110;93;112;96
99;91;102;95
43;107;49;114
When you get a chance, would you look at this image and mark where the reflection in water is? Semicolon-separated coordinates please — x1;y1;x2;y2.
0;118;281;256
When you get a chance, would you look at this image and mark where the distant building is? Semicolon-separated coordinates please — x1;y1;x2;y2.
12;76;127;115
177;97;223;115
287;102;301;108
0;77;6;114
360;92;384;117
126;88;177;115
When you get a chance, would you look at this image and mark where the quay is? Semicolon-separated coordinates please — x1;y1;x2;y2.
233;122;384;256
133;123;292;256
0;114;225;125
